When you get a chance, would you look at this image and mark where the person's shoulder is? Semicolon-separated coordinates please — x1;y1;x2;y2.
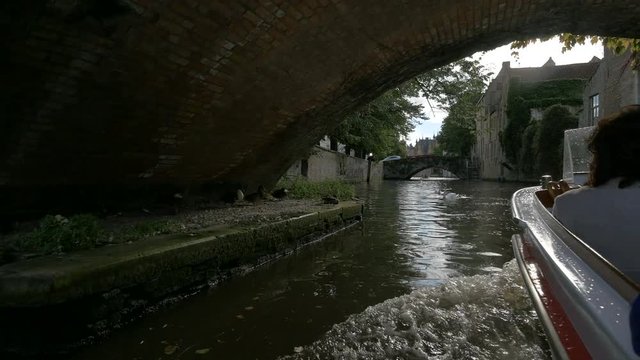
555;185;593;202
555;178;638;203
553;185;599;214
553;185;601;220
591;177;640;192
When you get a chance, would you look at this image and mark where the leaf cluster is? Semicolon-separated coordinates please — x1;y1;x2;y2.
420;58;490;156
330;86;424;159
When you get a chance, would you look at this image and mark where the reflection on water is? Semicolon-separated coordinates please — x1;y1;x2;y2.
73;180;548;360
383;180;523;288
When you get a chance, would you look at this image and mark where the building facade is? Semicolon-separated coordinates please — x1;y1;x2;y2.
282;136;382;183
407;137;438;156
580;48;640;127
472;58;600;180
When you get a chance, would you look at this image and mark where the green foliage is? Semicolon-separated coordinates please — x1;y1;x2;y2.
330;87;423;159
437;91;483;156
21;214;102;254
277;179;355;200
331;57;491;159
503;79;585;166
415;58;491;156
512;106;578;179
406;58;492;110
431;145;444;156
11;214;177;256
518;122;539;177
535;105;578;179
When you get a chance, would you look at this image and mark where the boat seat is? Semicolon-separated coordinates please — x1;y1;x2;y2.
535;190;554;208
535;180;575;208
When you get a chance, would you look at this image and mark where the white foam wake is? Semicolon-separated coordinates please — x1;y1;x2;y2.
280;259;548;360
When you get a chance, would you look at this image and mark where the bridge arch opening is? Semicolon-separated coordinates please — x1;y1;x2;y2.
3;1;640;216
409;167;461;180
383;156;466;180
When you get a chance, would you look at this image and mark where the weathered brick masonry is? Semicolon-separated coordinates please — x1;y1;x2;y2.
2;0;640;216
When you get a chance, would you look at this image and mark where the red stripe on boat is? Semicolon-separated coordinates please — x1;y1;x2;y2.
522;239;592;360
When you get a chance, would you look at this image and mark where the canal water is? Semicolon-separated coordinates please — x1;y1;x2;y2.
73;180;549;360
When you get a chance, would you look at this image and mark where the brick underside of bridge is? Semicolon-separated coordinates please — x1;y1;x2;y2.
2;0;640;217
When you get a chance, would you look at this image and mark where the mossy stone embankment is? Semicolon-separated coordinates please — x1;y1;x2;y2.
0;202;363;307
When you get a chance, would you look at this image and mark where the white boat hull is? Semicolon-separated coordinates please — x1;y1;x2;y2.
511;186;640;359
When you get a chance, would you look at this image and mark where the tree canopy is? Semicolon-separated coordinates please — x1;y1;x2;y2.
437;90;483;157
330;57;491;159
421;58;491;156
535;105;578;179
406;57;491;111
516;105;578;179
503;78;585;166
330;86;424;159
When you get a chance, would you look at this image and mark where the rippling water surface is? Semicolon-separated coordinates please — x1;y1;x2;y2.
74;180;549;360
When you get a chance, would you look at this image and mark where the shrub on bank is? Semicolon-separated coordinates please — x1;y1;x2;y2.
8;215;176;258
22;214;103;253
278;179;355;200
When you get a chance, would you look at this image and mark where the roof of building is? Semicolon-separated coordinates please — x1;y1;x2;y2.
481;59;602;109
507;60;600;83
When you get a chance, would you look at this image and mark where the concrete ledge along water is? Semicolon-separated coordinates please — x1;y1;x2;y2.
0;202;364;308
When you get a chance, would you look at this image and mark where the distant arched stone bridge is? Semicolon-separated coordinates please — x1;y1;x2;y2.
3;0;640;216
383;156;467;180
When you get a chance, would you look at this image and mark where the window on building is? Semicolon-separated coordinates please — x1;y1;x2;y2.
589;94;600;124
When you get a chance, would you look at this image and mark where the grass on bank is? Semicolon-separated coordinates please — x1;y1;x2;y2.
1;214;176;262
23;214;103;253
277;179;355;201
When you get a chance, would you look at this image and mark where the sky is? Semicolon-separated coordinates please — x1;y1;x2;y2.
407;37;604;144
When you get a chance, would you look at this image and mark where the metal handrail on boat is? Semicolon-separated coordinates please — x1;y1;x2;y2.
512;234;570;360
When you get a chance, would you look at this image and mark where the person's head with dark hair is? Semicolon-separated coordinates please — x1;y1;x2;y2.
588;105;640;188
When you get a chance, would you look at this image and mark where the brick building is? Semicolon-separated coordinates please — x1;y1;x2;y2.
581;48;640;127
407;137;438;156
472;58;599;180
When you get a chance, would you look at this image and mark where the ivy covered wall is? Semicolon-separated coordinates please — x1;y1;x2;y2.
502;78;585;178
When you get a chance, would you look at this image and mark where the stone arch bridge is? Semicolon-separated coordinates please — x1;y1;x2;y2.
383;156;467;180
3;0;640;217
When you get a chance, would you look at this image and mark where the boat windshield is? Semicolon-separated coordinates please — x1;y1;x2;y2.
562;127;594;186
